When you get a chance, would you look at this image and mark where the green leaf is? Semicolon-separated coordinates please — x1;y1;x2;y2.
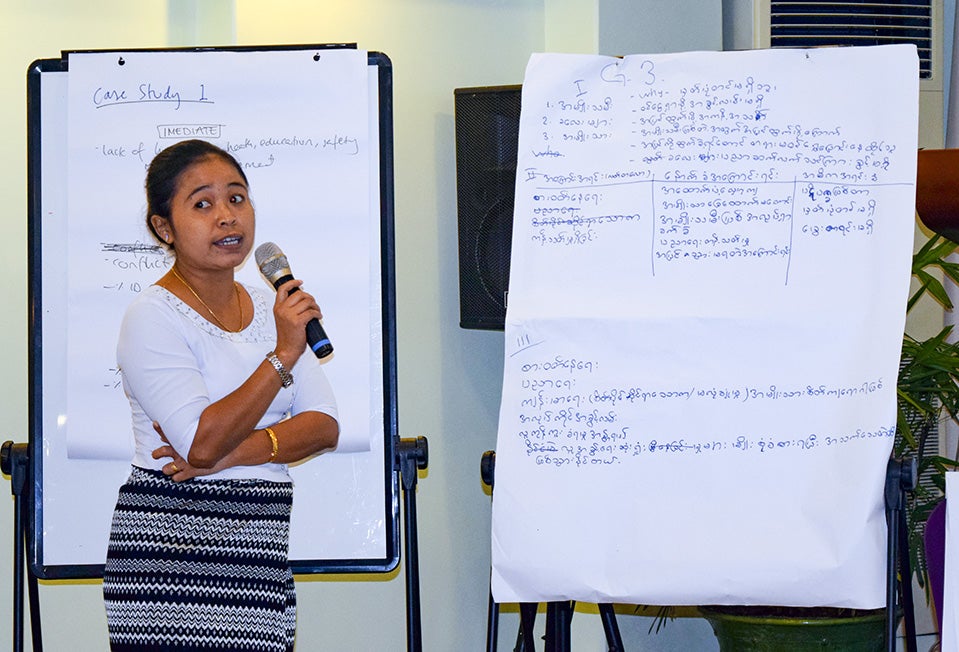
897;235;959;604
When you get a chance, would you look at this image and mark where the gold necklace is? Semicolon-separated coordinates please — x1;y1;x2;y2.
170;265;243;332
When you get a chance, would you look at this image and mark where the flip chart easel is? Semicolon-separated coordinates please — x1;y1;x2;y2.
25;44;399;580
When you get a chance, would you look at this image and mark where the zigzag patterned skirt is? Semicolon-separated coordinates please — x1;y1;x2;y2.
103;467;296;651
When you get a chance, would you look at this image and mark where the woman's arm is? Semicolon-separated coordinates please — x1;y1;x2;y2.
155;411;339;481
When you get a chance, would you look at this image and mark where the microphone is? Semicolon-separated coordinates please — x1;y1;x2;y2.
255;242;333;359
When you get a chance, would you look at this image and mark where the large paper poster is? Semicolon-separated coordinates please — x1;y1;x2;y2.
491;46;918;607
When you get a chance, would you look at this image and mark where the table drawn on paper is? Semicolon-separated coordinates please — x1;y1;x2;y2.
518;58;904;285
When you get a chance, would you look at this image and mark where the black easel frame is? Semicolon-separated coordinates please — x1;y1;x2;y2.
26;45;400;579
886;456;917;652
396;436;429;652
2;441;43;652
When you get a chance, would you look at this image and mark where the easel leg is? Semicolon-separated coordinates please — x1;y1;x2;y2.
486;590;499;652
13;469;24;652
28;572;42;652
598;604;624;652
396;437;428;652
885;457;917;652
512;602;622;651
3;441;42;652
517;603;537;651
545;601;572;652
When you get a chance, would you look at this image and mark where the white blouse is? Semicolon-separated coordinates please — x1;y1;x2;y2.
116;283;338;482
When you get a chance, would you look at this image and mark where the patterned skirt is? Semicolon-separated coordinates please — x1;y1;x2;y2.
103;467;296;651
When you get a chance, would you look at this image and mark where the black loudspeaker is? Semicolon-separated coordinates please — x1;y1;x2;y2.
454;85;521;330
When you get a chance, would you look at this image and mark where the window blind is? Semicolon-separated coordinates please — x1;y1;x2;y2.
769;1;933;78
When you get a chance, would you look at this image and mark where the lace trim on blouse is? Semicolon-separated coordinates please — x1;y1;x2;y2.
154;282;270;343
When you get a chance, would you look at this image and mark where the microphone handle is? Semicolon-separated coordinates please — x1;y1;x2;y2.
306;319;333;359
271;274;334;359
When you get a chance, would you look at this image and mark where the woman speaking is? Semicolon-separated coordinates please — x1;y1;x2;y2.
102;139;339;651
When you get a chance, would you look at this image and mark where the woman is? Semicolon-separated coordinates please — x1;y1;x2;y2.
103;139;339;651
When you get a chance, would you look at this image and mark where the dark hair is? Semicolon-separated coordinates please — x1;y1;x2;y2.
145;139;249;246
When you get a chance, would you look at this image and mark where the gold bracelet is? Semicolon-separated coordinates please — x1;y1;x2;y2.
265;427;278;463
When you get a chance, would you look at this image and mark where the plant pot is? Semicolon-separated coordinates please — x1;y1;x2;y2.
700;606;887;652
916;148;959;244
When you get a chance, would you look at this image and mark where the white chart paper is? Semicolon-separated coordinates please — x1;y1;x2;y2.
65;49;372;459
491;46;918;607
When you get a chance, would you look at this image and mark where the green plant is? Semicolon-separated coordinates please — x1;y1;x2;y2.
897;233;959;599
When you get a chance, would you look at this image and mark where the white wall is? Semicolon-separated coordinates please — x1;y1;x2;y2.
599;0;722;55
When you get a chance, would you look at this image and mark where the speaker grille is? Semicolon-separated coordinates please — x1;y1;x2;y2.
454;85;521;330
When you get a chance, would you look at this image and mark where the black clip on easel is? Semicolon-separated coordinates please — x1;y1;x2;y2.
481;450;624;652
1;441;43;652
395;436;429;652
885;456;917;652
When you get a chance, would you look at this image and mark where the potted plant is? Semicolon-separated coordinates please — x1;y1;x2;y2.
697;233;959;651
896;234;959;607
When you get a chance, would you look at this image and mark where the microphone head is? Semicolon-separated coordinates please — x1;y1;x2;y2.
255;242;292;285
